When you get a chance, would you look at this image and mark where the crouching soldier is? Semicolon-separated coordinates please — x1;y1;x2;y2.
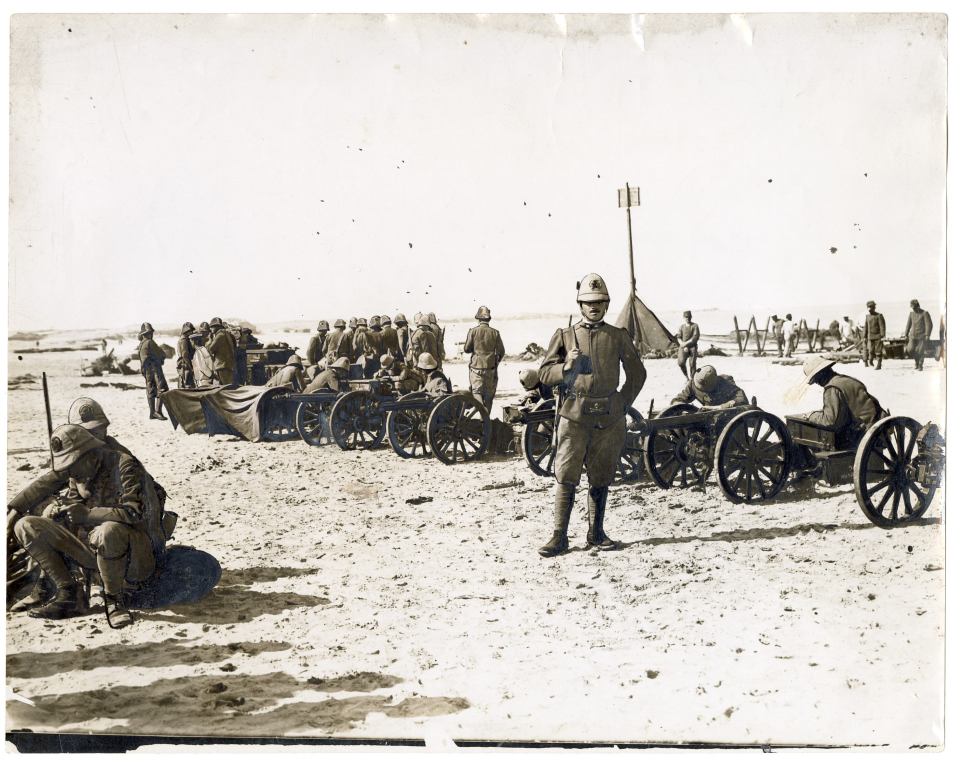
417;353;452;396
519;368;553;407
537;273;646;557
801;356;887;448
304;356;350;393
375;354;401;380
9;424;172;628
266;354;306;391
670;365;749;411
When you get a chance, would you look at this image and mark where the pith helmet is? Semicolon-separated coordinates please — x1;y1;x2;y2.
380;354;395;367
357;317;368;328
317;320;330;332
381;315;392;325
287;354;303;368
519;369;539;389
181;322;195;335
334;319;346;329
427;312;438;324
198;321;211;333
369;315;382;329
394;313;407;325
866;301;876;309
210;316;224;329
910;299;920;308
417;352;438;370
476;305;491;321
138;322;155;338
349;317;358;328
417;315;431;328
68;397;110;430
803;356;837;385
576;273;609;302
683;310;692;319
693;365;718;392
50;424;104;472
331;356;350;371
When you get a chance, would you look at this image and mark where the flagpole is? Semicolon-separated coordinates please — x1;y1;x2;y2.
626;181;637;295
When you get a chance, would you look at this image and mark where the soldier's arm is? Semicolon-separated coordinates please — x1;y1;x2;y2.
85;456;144;526
925;312;933;337
463;328;474;355
495;331;505;363
670;381;695;405
692;323;700;345
880;315;886;337
8;471;69;516
618;330;647;406
538;329;567;387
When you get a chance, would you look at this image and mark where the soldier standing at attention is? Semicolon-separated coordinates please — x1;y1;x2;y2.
380;315;401;359
537;273;646;557
677;310;699;380
864;300;886;369
394;313;411;358
352;318;369;364
365;316;385;377
176;322;196;389
408;314;440;368
427;312;446;364
463;305;506;413
206;318;237;385
138;322;169;420
344;318;357;359
306;321;329;367
324;319;351;363
904;299;933;371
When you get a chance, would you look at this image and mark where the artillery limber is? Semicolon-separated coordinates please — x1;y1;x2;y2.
502;398;645;484
323;378;492;465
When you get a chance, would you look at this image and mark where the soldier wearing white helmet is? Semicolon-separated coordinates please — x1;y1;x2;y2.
9;424;171;627
463;305;506;414
537;273;646;557
304;356;351;393
417;352;451;397
138;322;169;420
375;353;400;380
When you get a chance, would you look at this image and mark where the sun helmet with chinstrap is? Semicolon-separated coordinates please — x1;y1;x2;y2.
68;397;110;431
576;273;609;302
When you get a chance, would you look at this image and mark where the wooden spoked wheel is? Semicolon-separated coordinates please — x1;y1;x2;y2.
854;415;935;527
329;390;386;450
715;411;791;503
615;407;646;484
427;392;491;465
522;399;556;477
295;400;333;446
386;392;432;458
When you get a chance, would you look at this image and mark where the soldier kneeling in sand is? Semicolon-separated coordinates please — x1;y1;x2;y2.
670;365;749;411
416;353;452;397
303;356;350;393
8;424;172;628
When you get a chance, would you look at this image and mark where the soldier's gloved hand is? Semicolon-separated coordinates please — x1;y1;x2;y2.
563;348;581;372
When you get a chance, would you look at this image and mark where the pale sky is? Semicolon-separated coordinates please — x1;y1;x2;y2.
8;13;947;330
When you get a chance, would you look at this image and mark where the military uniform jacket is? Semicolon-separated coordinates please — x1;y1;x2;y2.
206;330;236;372
306;333;327;366
364;329;384;358
424;370;452;397
379;326;401;357
671;375;747;408
396;325;411;357
398;365;425;393
905;309;933;339
429;322;446;360
807;374;885;437
678;322;700;349
464;323;505;370
265;364;305;391
864;312;886;340
304;369;345;393
324;329;352;361
539;321;646;427
409;327;439;364
177;335;194;370
66;448;168;561
138;338;166;368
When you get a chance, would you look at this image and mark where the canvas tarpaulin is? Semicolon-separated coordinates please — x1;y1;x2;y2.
612;294;677;354
161;385;288;442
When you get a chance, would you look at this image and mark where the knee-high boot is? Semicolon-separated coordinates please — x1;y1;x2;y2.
539;483;574;557
587;486;616;550
24;545;85;620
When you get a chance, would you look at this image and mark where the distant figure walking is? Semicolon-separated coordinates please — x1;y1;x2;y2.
863;301;886;369
677;310;699;380
904;299;933;371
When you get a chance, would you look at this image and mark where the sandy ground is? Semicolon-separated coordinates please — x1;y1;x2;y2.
5;338;945;748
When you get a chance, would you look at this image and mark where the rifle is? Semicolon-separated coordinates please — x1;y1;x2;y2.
42;372;54;469
549;316;577;475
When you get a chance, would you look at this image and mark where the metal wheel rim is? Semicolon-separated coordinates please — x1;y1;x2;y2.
715;411;790;503
522;399;556;477
296;401;332;446
387;393;432;458
427;393;491;464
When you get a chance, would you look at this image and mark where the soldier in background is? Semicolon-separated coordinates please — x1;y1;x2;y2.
841;315;858;346
9;425;170;627
427;312;446;364
306;321;329;366
670;365;748;410
176;322;196;389
344;318;358;359
783;313;796;358
417;353;452;396
394;313;411;358
191;324;216;386
206;317;237;384
304;356;350;393
771;314;785;357
677;310;699;380
537;273;646;557
365;316;384;377
265;354;306;391
801;356;887;448
352;318;369;364
138;322;169;420
519;368;553;406
463;305;505;413
380;315;401;359
408;315;440;368
904;299;933;371
863;300;886;369
325;319;351;363
375;353;401;380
